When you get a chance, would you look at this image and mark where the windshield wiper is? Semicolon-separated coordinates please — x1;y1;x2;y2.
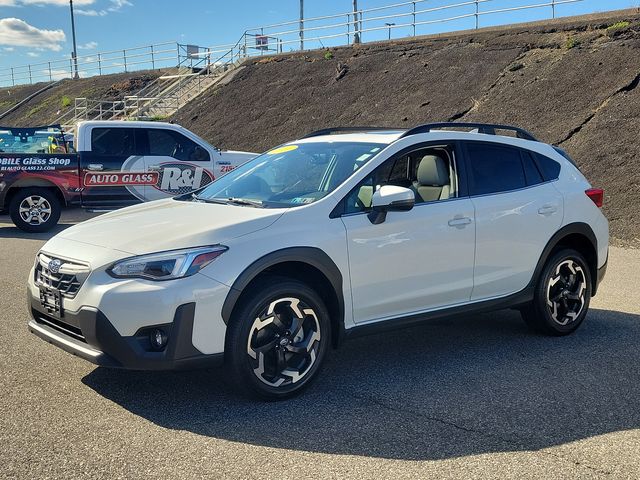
224;197;264;208
193;194;264;207
191;194;228;205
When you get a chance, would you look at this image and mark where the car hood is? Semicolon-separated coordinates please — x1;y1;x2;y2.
53;198;285;255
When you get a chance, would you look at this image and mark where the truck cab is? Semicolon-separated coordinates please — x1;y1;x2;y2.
0;121;256;232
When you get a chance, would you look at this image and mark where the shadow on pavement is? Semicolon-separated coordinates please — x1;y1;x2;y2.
83;308;640;461
0;223;72;240
0;208;98;240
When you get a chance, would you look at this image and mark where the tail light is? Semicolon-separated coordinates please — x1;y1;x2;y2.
585;188;604;208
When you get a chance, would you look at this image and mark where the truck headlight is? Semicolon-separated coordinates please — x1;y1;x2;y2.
107;246;227;281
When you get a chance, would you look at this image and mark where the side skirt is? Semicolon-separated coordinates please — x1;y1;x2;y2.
345;287;534;340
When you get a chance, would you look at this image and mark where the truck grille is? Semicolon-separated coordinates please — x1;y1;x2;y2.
34;253;90;299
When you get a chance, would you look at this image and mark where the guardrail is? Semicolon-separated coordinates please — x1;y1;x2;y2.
237;0;584;54
0;42;178;87
1;0;583;89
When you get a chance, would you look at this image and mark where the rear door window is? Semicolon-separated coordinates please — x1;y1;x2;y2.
91;128;136;156
146;129;209;163
522;152;545;186
465;142;526;195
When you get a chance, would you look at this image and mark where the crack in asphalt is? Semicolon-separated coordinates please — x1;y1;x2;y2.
349;391;612;475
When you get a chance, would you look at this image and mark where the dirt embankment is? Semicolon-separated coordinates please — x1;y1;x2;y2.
0;69;167;126
173;9;640;247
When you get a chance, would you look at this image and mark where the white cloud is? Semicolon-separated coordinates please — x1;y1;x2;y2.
45;68;71;80
3;47;15;52
78;41;98;49
0;18;66;51
26;51;39;57
107;0;132;12
0;0;17;6
63;0;132;17
76;9;107;16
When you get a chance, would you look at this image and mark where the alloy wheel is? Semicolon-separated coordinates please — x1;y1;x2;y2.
19;196;52;225
247;297;322;387
546;259;587;326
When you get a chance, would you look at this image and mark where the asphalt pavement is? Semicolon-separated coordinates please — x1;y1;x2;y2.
1;209;639;479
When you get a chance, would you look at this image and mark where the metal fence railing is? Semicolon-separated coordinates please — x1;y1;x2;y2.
0;42;177;87
237;0;584;54
1;0;584;89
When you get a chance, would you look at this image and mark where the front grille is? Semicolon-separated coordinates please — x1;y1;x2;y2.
33;310;86;342
34;253;90;299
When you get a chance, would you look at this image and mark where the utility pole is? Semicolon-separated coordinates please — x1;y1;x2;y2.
299;0;304;50
69;0;79;79
352;0;360;44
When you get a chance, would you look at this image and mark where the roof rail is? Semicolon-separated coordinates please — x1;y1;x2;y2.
302;126;406;139
399;122;538;141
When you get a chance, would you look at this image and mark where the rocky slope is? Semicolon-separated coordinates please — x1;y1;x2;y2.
173;9;640;247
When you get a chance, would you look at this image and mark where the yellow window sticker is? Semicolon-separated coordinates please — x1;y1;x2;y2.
267;145;299;155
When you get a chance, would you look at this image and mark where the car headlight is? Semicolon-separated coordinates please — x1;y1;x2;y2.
107;246;228;281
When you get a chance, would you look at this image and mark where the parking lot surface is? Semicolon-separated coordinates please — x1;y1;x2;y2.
1;210;639;479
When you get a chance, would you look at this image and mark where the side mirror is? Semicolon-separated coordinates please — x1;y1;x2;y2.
368;185;415;225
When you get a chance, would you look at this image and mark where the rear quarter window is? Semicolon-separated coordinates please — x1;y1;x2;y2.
532;152;561;181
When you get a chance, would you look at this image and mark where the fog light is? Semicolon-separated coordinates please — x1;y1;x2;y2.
149;328;168;351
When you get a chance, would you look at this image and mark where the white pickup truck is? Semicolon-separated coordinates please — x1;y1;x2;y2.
0;120;256;232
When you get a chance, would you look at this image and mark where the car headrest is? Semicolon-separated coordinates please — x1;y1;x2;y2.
417;154;449;187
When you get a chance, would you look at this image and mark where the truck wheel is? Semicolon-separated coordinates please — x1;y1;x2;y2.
226;277;330;400
9;188;62;233
521;248;592;336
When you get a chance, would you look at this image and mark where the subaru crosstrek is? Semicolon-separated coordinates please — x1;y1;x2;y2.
27;123;609;399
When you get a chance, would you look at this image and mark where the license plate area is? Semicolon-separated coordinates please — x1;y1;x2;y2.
39;286;63;318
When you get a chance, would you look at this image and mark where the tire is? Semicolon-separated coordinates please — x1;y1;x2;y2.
9;188;62;233
226;276;330;400
521;248;592;336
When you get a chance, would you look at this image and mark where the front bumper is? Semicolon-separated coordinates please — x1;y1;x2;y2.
28;297;223;370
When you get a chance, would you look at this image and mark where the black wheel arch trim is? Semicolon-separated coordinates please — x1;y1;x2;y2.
528;222;601;295
2;180;69;209
221;246;346;344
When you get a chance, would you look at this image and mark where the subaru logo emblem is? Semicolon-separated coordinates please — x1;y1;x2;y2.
49;259;62;274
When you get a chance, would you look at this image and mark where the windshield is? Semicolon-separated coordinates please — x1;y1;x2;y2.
0;127;74;154
194;141;384;208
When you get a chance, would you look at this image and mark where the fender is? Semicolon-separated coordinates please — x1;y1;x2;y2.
0;178;71;209
527;222;599;294
221;247;345;335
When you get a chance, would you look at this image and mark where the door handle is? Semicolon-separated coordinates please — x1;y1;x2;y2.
86;164;103;171
538;205;558;216
147;165;161;171
448;217;472;227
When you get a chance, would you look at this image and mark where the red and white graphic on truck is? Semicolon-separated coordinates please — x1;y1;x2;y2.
82;156;215;200
84;172;159;186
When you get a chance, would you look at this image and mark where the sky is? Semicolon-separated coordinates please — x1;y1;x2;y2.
0;0;638;84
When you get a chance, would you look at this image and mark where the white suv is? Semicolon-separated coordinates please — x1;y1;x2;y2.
27;123;609;399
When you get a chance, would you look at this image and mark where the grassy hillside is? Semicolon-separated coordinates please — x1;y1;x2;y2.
173;9;640;247
0;69;168;126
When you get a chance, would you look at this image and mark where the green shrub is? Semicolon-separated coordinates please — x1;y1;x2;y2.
324;50;334;60
565;37;580;49
61;95;71;108
606;21;631;36
607;21;630;31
